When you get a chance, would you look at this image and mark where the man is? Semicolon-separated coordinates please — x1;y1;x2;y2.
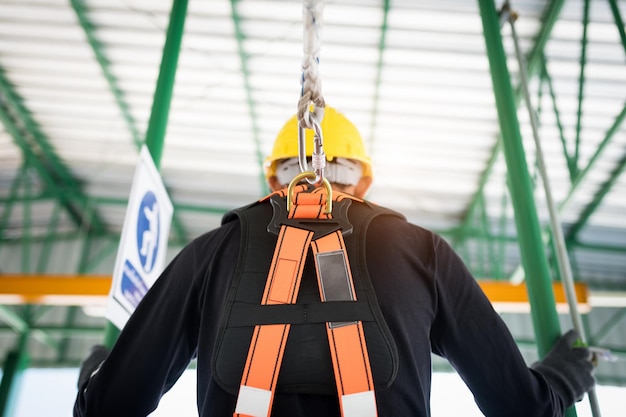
74;106;595;417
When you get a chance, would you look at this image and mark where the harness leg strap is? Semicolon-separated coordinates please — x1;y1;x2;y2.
313;231;378;417
234;226;313;417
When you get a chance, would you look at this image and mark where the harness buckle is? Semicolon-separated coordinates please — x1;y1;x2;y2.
268;194;353;240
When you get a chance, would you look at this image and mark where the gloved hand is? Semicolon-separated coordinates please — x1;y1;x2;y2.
532;329;595;406
77;344;110;390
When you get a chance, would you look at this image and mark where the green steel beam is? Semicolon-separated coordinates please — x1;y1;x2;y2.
453;228;626;253
368;0;390;151
165;194;189;246
566;147;626;240
0;68;107;234
0;162;28;242
522;0;567;83
494;183;510;279
479;192;500;278
0;306;28;335
21;157;33;274
461;0;565;233
589;308;626;346
103;0;189;349
0;70;76;188
500;103;626;284
0;306;58;350
70;0;142;149
229;0;269;196
591;308;626;344
0;193;54;204
83;239;120;273
0;325;105;336
28;305;50;324
58;228;94;363
90;195;231;215
561;104;626;212
57;307;79;364
0;229;119;243
143;0;188;168
0;110;95;234
477;0;564;366
35;202;61;273
607;0;626;55
541;58;577;181
573;0;591;177
30;330;59;351
573;240;626;254
457;140;502;244
472;194;487;277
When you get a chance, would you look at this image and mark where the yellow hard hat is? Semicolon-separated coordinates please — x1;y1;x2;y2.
264;106;372;180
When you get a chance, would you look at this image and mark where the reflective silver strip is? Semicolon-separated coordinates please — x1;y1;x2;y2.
341;390;377;417
316;250;357;328
234;385;272;417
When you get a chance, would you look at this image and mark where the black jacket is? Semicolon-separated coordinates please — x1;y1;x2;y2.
74;193;564;417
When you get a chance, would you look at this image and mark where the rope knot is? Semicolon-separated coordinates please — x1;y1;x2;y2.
298;0;325;128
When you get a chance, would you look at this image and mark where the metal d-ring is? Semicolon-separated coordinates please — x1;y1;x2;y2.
287;172;332;214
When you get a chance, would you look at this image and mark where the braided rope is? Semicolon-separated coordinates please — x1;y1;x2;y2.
298;0;325;129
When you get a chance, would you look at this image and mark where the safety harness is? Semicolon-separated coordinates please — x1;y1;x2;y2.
213;185;400;417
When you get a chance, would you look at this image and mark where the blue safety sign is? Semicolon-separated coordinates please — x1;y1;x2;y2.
136;191;160;274
107;146;173;329
120;259;148;308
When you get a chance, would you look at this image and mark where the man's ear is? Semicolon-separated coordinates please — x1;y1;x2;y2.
354;176;372;199
268;176;283;192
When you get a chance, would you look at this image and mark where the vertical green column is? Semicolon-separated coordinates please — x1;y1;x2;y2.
103;0;189;348
0;333;29;417
476;0;563;355
476;2;578;413
476;6;578;415
144;0;189;169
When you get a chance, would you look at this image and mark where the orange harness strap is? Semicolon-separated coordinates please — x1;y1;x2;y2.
312;232;377;417
234;190;377;417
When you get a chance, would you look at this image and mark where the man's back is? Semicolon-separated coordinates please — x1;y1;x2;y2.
75;195;563;417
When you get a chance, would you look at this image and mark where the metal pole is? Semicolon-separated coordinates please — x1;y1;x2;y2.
103;0;189;348
508;8;602;416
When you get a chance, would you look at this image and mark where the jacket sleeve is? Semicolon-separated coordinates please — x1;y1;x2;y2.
428;234;566;417
73;229;222;417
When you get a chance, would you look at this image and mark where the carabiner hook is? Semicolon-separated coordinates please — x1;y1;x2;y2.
297;114;326;185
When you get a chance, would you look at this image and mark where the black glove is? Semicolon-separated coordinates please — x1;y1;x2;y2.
532;329;595;406
77;344;110;390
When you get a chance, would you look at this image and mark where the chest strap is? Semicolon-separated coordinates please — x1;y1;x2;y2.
234;187;377;417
